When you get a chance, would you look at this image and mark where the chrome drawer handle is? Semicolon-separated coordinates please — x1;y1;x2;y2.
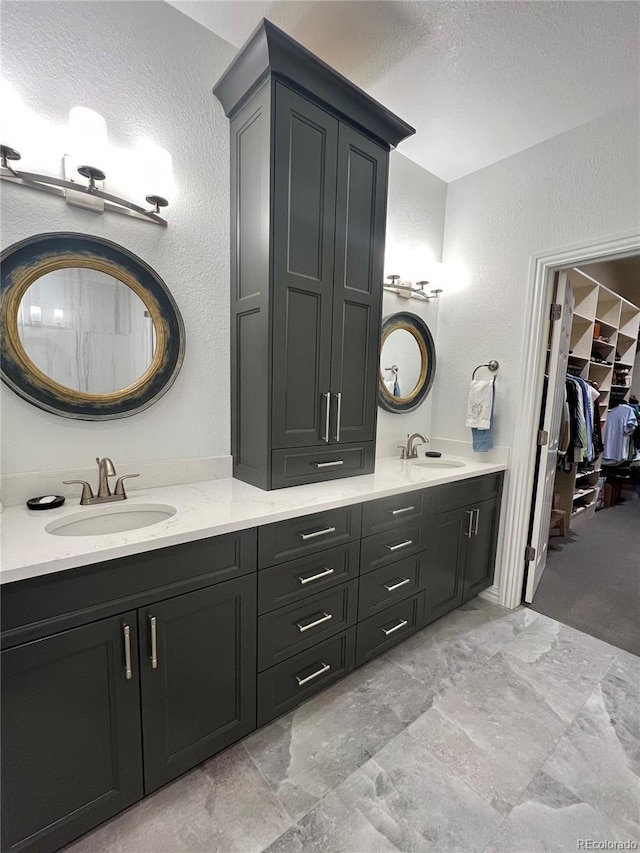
385;539;413;552
334;392;342;442
299;526;336;541
473;508;480;536
149;616;158;670
323;392;331;443
388;506;415;516
123;624;132;680
384;578;411;592
295;611;333;632
295;662;331;687
298;567;334;585
381;619;408;636
315;460;344;468
465;510;474;538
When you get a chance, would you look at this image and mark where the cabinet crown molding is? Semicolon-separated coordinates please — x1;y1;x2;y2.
212;17;415;148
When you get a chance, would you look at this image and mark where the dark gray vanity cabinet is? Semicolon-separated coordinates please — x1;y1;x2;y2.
1;614;144;853
423;482;503;626
214;19;413;490
139;575;257;794
0;533;257;853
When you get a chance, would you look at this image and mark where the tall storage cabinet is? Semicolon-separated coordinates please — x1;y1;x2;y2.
214;19;414;490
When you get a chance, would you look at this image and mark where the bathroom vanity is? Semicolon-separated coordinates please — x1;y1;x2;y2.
1;461;503;853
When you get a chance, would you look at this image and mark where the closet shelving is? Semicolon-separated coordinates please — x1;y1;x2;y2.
555;269;640;529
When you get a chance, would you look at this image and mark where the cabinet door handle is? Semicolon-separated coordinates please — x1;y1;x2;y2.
388;505;415;516
123;623;132;680
384;577;411;592
385;539;413;552
315;460;344;468
334;392;342;442
299;525;336;541
295;611;333;632
381;618;408;636
298;567;334;585
465;510;474;538
295;662;331;687
473;508;480;536
323;392;331;443
149;615;158;670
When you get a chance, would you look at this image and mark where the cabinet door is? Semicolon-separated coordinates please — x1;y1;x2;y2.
272;83;338;450
330;123;388;444
1;614;143;853
463;497;500;602
423;507;469;625
139;575;257;793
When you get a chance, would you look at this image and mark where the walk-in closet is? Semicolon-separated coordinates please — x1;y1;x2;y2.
528;257;640;654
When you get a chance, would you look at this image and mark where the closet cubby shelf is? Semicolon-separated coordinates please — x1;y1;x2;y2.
554;268;639;533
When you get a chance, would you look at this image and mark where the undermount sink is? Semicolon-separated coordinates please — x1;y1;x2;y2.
412;460;466;469
45;503;177;537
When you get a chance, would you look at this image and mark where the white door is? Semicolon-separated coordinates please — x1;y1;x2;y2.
524;271;574;602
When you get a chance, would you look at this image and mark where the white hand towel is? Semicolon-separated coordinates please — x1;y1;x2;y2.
465;379;494;430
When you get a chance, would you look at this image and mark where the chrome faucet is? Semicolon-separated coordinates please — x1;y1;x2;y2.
397;433;429;460
64;457;140;505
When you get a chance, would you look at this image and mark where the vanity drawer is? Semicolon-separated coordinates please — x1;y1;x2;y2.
257;628;356;726
431;474;502;513
257;580;358;671
355;592;425;667
358;553;427;620
258;505;362;568
359;521;428;576
271;442;375;489
258;542;360;615
361;490;428;536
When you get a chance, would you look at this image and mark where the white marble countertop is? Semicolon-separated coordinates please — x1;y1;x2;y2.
0;455;507;585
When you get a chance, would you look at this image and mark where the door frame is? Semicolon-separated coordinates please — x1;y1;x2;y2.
497;231;640;610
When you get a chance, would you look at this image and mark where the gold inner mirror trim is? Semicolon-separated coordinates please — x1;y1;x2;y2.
379;321;429;404
5;254;167;404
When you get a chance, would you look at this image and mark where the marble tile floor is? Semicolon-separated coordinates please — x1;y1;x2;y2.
66;598;640;853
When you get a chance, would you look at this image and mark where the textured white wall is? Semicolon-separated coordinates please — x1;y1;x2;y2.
1;1;236;476
377;152;446;456
432;106;640;448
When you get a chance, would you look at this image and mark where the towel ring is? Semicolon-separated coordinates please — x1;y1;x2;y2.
472;360;499;380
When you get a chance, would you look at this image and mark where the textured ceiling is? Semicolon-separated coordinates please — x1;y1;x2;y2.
169;1;640;181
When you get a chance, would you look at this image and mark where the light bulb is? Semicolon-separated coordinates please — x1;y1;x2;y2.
136;140;174;206
68;107;108;174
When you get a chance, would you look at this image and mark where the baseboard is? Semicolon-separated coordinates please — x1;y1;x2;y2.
479;584;501;605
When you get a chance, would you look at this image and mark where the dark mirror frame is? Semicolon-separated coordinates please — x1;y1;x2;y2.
377;311;436;413
1;232;185;420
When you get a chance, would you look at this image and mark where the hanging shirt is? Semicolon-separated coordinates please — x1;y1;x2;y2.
603;404;637;465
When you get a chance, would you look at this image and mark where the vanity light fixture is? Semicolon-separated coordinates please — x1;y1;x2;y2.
383;275;443;302
0;95;172;227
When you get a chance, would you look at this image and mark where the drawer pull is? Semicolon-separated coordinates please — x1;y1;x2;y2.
465;510;474;538
381;618;409;636
295;611;333;632
149;616;158;670
384;577;411;592
295;662;331;687
315;460;344;468
298;567;335;585
299;526;336;541
385;539;413;552
123;624;132;680
388;505;415;516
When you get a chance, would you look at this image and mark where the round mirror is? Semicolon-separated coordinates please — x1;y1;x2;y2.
1;233;185;420
378;312;436;413
18;268;156;395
